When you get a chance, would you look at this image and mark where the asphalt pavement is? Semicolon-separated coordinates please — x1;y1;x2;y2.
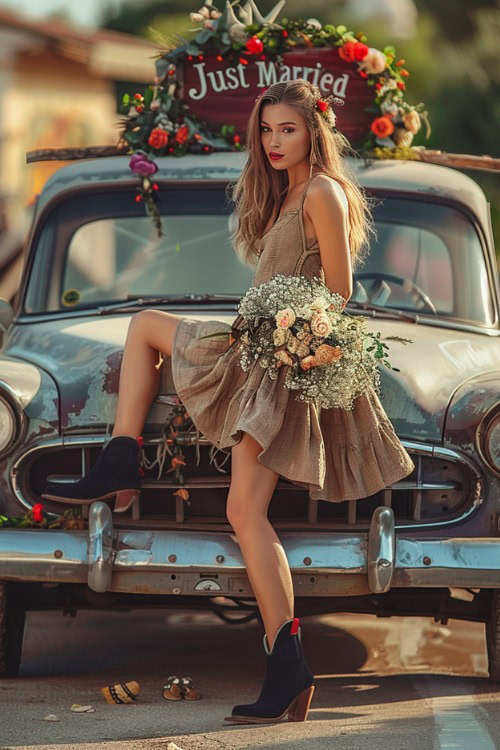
1;606;499;749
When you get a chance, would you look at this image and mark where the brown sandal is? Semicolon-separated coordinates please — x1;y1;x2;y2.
100;680;140;704
180;676;201;701
162;675;182;701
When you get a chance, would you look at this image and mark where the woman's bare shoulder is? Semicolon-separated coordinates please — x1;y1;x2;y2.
306;173;348;213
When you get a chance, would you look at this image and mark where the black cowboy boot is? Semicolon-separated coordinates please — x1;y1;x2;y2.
224;617;315;724
41;435;141;512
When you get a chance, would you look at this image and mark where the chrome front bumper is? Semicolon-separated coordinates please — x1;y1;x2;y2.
1;504;500;596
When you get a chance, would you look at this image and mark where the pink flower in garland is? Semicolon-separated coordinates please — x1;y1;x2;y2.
129;153;158;176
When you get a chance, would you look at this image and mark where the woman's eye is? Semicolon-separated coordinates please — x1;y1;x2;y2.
260;127;294;133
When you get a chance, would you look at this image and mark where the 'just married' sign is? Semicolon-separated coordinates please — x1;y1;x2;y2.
179;48;374;145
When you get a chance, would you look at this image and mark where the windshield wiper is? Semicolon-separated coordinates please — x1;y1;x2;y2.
96;293;241;315
346;301;420;323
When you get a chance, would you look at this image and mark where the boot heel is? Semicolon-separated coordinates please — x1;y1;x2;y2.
288;685;315;722
113;489;140;514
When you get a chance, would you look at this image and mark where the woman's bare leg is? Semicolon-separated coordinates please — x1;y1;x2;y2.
226;432;293;651
112;309;184;438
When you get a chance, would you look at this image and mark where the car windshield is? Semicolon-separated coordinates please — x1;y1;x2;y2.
23;188;495;325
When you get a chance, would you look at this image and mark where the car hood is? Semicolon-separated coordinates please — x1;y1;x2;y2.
6;313;500;440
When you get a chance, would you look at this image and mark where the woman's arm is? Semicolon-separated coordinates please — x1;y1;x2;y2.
304;175;353;303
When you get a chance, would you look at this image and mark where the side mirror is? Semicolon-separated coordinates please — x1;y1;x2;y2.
0;298;14;334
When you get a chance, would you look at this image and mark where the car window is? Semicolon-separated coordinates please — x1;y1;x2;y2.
23;189;494;326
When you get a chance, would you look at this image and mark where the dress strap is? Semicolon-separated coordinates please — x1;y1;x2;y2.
299;176;315;207
297;175;316;254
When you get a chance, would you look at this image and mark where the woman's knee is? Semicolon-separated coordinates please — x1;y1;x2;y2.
128;309;182;356
226;493;257;531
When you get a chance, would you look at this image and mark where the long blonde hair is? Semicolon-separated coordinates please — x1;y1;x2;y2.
228;78;376;271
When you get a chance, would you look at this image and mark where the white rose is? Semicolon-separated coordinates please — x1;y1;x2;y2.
380;100;399;118
310;296;330;312
306;18;322;30
359;48;387;75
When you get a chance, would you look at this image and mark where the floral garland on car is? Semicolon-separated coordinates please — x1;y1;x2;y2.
119;0;431;236
199;275;413;410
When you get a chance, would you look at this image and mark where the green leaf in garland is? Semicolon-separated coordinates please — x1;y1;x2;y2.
383;45;396;56
144;86;155;108
196;28;213;44
122;93;130;108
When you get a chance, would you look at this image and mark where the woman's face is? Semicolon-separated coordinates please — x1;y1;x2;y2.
260;101;310;171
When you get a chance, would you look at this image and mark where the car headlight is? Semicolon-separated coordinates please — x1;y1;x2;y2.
477;407;500;477
0;395;17;453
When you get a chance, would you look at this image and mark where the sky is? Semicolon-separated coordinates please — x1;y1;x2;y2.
0;0;124;27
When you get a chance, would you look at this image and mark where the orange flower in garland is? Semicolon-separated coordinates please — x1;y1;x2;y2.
370;115;395;138
175;124;189;144
148;128;169;149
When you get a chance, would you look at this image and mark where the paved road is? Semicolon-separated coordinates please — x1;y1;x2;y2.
1;606;499;749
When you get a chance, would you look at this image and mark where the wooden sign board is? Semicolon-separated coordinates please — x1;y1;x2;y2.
180;47;374;144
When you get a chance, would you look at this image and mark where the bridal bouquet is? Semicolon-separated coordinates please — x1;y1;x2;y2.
201;275;413;410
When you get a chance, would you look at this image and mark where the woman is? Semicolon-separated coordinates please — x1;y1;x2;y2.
43;79;415;723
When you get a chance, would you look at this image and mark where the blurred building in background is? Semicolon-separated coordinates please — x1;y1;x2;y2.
0;6;157;300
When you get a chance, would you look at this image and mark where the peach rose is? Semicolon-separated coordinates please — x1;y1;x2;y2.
299;355;318;371
402;110;421;134
273;327;288;346
275;307;296;328
310;312;332;337
393;127;414;147
314;344;343;365
274;349;294;366
286;335;300;354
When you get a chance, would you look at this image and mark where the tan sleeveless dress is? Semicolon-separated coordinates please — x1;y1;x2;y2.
171;175;415;502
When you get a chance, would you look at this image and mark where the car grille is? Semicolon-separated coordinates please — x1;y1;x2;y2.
13;433;482;531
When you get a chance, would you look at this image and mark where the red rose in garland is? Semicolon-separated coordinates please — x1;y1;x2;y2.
338;40;369;63
246;35;264;54
32;503;44;523
148;128;169;149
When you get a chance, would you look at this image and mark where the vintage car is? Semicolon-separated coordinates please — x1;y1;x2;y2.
0;150;499;679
